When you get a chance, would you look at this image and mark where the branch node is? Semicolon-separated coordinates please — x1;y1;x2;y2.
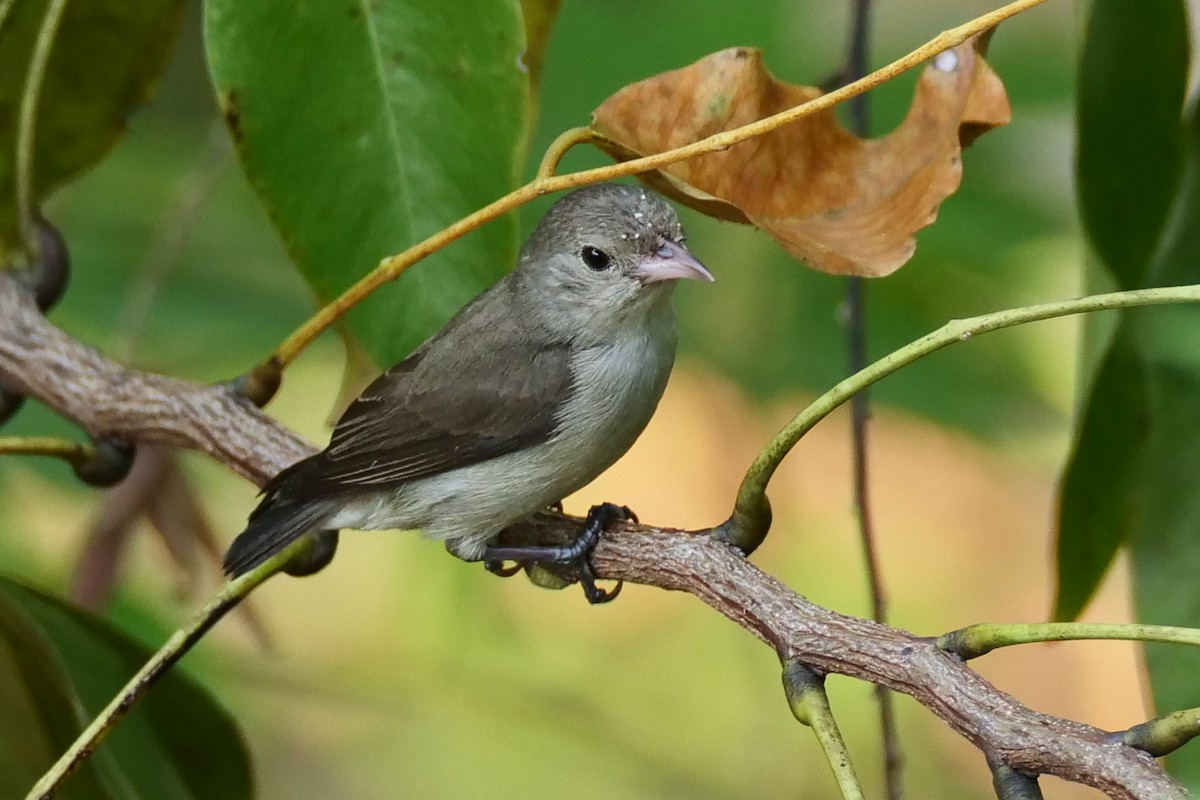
1119;707;1200;758
781;656;825;726
28;213;70;312
713;492;772;554
72;437;137;488
280;529;340;577
937;626;990;659
987;753;1043;799
230;356;283;408
781;656;865;800
0;387;24;427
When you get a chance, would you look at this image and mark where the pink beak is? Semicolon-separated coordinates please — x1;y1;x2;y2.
634;240;715;285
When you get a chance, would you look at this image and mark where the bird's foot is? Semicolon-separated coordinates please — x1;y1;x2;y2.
483;500;567;578
483;502;635;604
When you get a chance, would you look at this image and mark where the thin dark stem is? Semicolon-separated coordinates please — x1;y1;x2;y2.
841;2;903;798
845;0;873;135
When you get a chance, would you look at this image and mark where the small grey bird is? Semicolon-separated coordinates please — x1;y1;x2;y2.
223;183;712;600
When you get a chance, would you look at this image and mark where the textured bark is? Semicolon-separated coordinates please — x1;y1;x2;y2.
0;275;313;483
0;273;1185;799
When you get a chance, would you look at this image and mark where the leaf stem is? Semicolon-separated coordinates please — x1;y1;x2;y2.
536;126;601;179
14;0;70;263
24;539;310;799
782;658;865;800
728;284;1200;542
262;0;1048;371
0;435;89;463
938;621;1200;660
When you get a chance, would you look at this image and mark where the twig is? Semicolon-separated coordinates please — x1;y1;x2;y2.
939;621;1200;660
782;659;865;800
0;435;89;462
14;0;70;261
536;127;602;179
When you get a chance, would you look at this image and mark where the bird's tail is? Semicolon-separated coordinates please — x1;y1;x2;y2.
223;500;329;576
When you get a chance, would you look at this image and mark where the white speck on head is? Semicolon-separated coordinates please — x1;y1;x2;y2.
933;50;958;72
634;211;644;219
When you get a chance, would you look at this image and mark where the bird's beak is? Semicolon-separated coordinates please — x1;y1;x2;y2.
634;240;715;285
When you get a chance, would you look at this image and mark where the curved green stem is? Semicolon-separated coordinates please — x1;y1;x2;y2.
782;658;865;800
24;537;313;799
938;621;1200;661
15;0;70;261
725;284;1200;550
535;127;601;179
1119;707;1200;758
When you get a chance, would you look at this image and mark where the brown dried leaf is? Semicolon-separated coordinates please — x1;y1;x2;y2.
591;35;1010;277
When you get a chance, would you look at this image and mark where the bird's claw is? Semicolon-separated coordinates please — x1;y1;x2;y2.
575;558;623;604
484;559;522;578
483;501;633;604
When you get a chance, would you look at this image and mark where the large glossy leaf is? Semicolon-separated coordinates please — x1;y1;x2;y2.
0;0;185;257
0;577;252;799
204;0;530;368
1054;0;1190;619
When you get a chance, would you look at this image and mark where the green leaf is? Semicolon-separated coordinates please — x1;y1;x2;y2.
0;0;186;256
1052;328;1147;621
0;577;252;799
1130;365;1200;789
1055;0;1190;619
1129;104;1200;790
1075;0;1188;287
204;0;530;368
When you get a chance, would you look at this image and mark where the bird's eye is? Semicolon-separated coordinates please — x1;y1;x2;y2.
580;245;611;271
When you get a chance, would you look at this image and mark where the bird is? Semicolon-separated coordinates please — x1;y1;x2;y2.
222;182;713;601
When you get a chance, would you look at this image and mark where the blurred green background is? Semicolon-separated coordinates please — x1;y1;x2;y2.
1;1;1152;798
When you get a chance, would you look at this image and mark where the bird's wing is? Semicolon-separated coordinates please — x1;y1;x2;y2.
269;338;573;502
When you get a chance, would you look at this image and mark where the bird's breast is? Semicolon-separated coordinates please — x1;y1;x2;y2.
547;316;678;490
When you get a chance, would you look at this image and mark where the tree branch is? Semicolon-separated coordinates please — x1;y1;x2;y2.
0;275;313;484
0;272;1186;799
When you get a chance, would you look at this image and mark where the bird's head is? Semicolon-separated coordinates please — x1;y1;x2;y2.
516;183;713;339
